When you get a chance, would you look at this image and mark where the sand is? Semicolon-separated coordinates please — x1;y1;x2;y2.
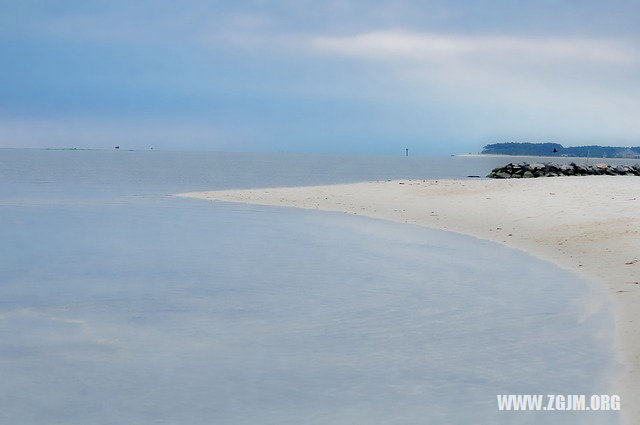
178;176;639;423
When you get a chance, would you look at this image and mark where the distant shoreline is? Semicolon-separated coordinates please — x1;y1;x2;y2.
179;177;640;425
478;142;640;159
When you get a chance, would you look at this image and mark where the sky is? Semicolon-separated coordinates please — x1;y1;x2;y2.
1;0;639;154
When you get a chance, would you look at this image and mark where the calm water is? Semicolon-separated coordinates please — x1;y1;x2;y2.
0;149;619;424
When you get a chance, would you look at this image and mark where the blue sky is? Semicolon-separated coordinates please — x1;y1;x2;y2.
1;0;639;154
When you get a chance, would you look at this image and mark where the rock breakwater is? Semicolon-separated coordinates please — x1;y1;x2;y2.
488;162;640;179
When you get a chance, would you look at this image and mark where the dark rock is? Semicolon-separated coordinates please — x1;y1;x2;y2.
530;163;545;170
487;161;640;178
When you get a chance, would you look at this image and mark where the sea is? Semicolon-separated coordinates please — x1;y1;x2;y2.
0;149;627;424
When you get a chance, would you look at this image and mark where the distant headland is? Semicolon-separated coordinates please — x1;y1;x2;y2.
481;142;640;159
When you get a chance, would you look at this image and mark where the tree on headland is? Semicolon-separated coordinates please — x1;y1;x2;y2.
482;142;640;158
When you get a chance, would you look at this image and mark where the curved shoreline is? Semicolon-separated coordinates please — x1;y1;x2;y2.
177;176;639;424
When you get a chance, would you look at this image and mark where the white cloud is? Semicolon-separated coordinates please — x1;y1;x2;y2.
304;30;640;144
310;30;640;65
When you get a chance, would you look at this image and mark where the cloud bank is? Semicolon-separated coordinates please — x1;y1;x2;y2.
1;2;640;152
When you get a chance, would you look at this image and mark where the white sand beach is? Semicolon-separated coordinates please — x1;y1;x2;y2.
178;176;639;423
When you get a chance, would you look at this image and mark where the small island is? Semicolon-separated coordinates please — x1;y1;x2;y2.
482;142;640;158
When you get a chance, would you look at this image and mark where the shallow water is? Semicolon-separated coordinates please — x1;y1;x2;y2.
0;149;620;424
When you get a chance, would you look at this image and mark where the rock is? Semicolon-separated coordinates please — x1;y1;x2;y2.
487;161;640;178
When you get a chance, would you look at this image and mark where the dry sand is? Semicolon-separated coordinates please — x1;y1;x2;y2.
178;176;639;422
